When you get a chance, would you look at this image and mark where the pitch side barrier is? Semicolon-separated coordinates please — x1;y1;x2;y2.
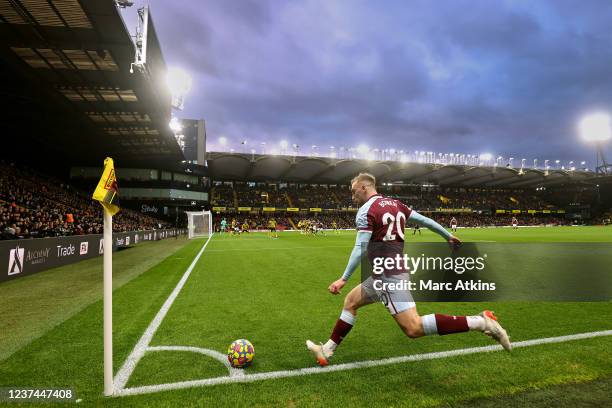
0;229;187;283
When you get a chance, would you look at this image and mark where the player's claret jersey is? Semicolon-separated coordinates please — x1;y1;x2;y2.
356;194;412;243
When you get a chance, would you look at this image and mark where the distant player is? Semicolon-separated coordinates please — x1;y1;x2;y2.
268;218;278;238
450;216;458;232
331;220;339;234
220;218;227;234
303;219;310;235
512;217;518;230
311;220;319;235
242;221;250;234
306;173;511;366
317;221;326;235
412;224;421;235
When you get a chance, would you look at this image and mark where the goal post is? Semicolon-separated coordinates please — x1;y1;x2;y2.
186;210;212;239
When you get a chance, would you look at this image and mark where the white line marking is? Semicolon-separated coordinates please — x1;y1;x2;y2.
114;329;612;397
113;234;213;391
146;345;245;378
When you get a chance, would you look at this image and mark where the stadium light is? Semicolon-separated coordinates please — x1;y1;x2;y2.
579;113;611;174
280;140;289;149
579;113;611;142
166;67;192;110
357;144;369;156
169;117;182;133
219;136;227;146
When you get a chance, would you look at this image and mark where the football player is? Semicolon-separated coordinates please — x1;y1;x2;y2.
306;173;511;366
450;216;458;232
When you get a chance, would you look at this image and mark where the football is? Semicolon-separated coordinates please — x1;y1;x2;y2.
227;339;255;368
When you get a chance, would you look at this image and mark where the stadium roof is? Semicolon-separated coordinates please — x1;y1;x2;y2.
207;152;598;189
0;0;183;167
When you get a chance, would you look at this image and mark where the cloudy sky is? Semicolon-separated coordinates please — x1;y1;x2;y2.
121;0;612;168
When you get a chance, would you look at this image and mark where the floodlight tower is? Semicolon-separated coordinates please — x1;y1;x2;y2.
579;113;612;175
130;7;149;74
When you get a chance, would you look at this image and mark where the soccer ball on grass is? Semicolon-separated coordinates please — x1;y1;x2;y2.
227;339;255;368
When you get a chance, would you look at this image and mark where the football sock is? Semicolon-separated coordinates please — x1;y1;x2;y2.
422;314;480;335
466;315;486;331
327;309;356;351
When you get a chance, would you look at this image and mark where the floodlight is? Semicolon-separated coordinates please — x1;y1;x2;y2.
579;112;612;174
219;137;227;146
280;140;288;149
166;67;192;110
169;117;182;133
166;67;192;95
357;144;369;155
579;113;611;142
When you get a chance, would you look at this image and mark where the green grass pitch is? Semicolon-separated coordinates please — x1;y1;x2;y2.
0;226;610;407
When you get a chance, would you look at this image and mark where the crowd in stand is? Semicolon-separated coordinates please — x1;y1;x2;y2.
3;164;602;241
212;183;555;213
208;182;588;231
210;184;234;207
286;186;339;208
0;162;171;240
336;185;552;211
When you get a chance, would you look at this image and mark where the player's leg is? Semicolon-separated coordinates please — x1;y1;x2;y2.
393;307;511;350
306;283;375;366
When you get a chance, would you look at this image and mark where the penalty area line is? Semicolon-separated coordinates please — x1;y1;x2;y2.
114;329;612;397
113;234;214;392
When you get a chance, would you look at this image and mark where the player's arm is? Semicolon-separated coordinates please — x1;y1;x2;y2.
328;231;371;294
408;210;460;245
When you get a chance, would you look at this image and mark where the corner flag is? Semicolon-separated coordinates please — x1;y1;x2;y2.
92;157;120;396
93;157;120;216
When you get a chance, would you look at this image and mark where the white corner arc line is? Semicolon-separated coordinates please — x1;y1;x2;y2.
114;329;612;397
146;345;245;378
113;234;214;391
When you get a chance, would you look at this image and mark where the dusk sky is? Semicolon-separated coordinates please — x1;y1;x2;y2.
122;0;612;168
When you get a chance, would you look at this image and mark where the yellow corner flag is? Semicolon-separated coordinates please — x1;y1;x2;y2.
93;157;121;216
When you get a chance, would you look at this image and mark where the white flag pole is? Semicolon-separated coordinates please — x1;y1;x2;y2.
103;208;113;396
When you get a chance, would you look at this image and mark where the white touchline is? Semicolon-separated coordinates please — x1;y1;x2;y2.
113;234;214;391
114;329;612;397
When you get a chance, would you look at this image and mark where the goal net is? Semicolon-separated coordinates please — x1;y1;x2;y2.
186;210;212;239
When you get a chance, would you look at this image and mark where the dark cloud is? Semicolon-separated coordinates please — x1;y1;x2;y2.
123;0;612;166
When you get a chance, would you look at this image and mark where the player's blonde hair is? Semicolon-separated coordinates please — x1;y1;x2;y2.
351;172;376;187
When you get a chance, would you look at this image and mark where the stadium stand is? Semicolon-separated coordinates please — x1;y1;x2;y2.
0;162;171;240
